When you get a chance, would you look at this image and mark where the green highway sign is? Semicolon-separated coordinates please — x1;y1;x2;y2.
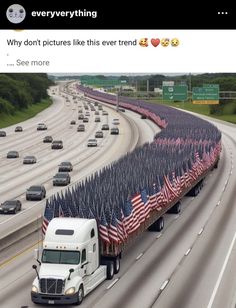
163;85;188;101
192;84;219;100
80;76;122;86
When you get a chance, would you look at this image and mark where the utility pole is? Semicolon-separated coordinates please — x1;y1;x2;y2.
147;79;149;99
189;72;192;103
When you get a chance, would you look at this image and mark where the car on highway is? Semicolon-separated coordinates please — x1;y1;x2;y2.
85;112;90;117
112;118;120;125
43;135;53;143
26;185;46;200
83;117;89;123
87;139;98;147
58;161;73;172
37;123;47;130
78;114;84;120
0;200;22;214
15;126;23;132
53;172;71;186
23;155;37;164
95;111;100;115
101;124;109;130
78;109;83;113
84;105;89;110
7;150;19;158
110;127;119;135
0;130;6;137
77;124;85;132
51;140;63;149
141;114;147;119
95;131;104;138
95;117;101;122
102;110;108;116
70;120;76;125
98;105;103;110
91;107;95;111
119;108;126;112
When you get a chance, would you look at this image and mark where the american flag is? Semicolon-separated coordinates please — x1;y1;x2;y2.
42;199;54;235
99;210;110;244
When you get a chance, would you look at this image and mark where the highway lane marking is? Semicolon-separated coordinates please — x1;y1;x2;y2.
0;240;42;269
207;231;236;308
198;228;204;235
184;248;191;256
160;279;169;291
136;253;144;260
106;278;119;290
156;233;162;239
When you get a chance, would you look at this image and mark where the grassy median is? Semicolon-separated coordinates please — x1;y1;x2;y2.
0;98;52;129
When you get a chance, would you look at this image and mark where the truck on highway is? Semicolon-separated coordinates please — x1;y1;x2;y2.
32;218;111;305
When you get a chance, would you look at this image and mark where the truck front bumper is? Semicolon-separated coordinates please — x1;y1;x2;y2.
31;291;78;305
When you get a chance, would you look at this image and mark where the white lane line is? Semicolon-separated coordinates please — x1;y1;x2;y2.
185;248;191;256
160;279;169;291
174;215;179;219
217;201;221;206
136;253;144;261
207;231;236;308
198;228;204;235
106;278;119;290
156;233;162;239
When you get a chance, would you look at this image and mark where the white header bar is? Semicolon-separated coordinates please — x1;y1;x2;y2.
0;30;235;73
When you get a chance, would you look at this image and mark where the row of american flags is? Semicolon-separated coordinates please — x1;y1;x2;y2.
42;87;222;247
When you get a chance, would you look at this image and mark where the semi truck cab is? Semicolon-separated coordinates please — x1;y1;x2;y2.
31;218;108;305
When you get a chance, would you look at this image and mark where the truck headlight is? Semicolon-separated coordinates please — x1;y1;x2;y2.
31;285;38;293
65;287;76;295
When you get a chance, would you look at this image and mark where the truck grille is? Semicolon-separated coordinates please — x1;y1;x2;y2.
40;278;64;294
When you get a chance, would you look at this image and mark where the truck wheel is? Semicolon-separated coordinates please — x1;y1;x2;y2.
76;285;84;305
106;260;114;280
114;257;120;274
156;217;164;231
168;202;181;214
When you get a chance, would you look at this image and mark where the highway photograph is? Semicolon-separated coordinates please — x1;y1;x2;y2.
0;73;236;308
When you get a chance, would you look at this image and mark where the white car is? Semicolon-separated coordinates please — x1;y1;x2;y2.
112;119;120;125
37;123;47;130
87;139;98;147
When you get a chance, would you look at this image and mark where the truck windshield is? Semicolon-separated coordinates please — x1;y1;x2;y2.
42;250;80;265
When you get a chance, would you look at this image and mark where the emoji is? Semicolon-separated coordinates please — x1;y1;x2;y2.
161;38;170;47
171;38;180;47
151;38;160;47
139;38;148;47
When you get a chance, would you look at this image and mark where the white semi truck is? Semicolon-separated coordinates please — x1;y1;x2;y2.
31;218;116;305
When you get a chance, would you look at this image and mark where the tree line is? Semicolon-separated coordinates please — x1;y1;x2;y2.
0;73;53;115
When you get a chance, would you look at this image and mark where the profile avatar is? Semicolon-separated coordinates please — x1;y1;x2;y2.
6;4;26;24
139;38;148;47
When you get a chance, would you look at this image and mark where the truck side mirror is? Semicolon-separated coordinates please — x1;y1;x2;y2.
68;268;74;280
34;248;42;265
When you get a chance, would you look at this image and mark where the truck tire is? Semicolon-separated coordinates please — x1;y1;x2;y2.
76;285;84;305
148;217;164;232
106;260;114;280
114;257;120;274
168;202;181;214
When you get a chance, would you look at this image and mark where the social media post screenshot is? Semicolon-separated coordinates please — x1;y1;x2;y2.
1;2;236;308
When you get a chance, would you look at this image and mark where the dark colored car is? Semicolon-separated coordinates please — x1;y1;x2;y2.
78;109;83;114
15;126;23;132
43;136;53;143
83;117;89;123
0;131;6;137
78;114;84;120
7;151;19;158
23;156;37;164
95;117;101;122
119;108;126;112
70;120;76;125
37;123;47;130
110;127;119;135
58;161;73;172
101;124;109;130
77;124;85;132
51;140;63;149
95;131;104;138
85;112;90;117
102;111;108;116
141;114;147;119
95;111;100;115
102;124;109;130
98;105;103;110
0;200;22;214
26;185;46;201
53;172;71;186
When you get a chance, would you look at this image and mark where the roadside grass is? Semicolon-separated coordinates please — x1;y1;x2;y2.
0;98;52;129
148;99;236;124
